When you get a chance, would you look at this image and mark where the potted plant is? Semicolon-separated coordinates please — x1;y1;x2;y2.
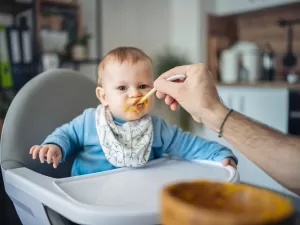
71;28;91;60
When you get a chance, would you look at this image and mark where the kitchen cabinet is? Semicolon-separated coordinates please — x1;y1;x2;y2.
211;0;300;15
217;86;289;133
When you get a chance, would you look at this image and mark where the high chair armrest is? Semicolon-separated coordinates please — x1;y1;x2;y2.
4;167;146;225
1;160;25;170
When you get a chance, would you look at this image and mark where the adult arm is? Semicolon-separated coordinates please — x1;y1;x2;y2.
154;64;300;195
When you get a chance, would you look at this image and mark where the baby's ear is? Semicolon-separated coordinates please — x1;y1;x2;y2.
95;87;108;106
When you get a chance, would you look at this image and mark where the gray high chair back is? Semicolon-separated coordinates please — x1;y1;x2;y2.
1;69;98;225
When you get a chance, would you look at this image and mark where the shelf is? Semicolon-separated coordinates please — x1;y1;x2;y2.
40;0;79;8
0;0;32;16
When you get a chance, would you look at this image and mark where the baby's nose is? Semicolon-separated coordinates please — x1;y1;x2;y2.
129;88;142;98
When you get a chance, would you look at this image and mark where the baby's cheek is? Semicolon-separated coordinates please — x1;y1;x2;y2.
109;100;124;114
110;97;124;108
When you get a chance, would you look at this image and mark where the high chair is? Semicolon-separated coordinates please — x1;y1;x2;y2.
0;69;239;225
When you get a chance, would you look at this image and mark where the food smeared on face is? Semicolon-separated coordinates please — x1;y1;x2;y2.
124;98;149;117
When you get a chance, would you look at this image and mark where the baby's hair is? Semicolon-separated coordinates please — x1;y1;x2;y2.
97;47;152;87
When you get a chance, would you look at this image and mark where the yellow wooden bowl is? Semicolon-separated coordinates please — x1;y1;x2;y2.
161;181;295;225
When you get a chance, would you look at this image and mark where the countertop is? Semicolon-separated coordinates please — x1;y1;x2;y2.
217;82;300;90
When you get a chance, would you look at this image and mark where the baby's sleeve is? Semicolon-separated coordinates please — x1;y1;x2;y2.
41;109;88;162
156;118;238;164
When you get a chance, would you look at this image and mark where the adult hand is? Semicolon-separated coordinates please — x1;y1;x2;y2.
154;64;226;126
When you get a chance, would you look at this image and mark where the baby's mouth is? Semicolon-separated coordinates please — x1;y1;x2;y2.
124;98;149;114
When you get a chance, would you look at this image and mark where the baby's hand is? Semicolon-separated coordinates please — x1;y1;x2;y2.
222;158;237;169
29;144;62;168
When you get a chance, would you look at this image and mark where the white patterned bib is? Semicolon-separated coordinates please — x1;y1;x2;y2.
95;104;153;167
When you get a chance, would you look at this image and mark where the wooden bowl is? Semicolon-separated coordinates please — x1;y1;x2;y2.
161;181;295;225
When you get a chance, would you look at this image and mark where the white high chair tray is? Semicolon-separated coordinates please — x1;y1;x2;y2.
5;157;239;225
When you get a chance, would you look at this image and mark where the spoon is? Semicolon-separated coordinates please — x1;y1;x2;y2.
136;74;186;105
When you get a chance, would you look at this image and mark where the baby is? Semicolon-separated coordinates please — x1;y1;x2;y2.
29;47;237;176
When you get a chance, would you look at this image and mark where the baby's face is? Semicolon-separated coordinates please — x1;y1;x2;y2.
99;60;154;121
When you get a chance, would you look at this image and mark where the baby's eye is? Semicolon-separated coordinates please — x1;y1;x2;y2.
139;84;149;89
117;86;127;91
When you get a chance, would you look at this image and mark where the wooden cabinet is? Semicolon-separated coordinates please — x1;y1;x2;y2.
211;0;300;15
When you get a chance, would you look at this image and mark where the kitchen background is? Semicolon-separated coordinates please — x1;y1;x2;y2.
1;0;300;224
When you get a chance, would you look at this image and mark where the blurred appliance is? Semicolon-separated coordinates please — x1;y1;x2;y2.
207;36;230;81
219;49;239;83
278;19;300;80
262;43;276;81
220;41;263;83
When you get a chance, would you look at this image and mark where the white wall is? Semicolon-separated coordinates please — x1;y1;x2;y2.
100;0;209;63
101;0;171;59
170;0;205;63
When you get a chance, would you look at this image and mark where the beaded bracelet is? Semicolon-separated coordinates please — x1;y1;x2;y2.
217;109;233;138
